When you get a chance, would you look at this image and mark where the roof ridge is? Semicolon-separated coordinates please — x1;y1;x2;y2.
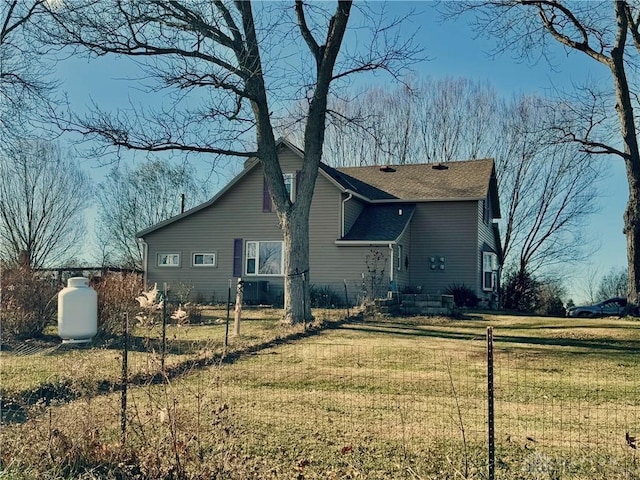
336;158;495;170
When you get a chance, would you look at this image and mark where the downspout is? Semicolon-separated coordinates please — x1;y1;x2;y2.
341;193;353;237
140;239;148;287
388;243;396;300
389;243;394;283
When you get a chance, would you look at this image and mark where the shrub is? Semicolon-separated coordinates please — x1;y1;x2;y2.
536;279;567;316
169;281;194;304
444;283;479;308
0;267;58;339
170;302;204;324
400;285;422;294
93;272;143;337
501;269;539;312
310;285;343;308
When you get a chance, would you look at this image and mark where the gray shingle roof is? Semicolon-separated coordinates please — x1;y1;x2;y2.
320;163;397;200
341;203;416;242
336;159;495;201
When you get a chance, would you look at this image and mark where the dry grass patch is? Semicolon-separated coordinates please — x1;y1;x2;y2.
1;311;638;479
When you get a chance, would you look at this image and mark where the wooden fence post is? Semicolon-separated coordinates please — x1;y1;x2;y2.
234;278;243;336
161;283;168;374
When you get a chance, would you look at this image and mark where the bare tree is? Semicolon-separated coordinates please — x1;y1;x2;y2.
495;95;600;276
39;1;420;322
289;77;497;167
0;140;92;268
444;0;640;306
577;265;601;305
95;159;209;268
311;78;600;278
596;267;628;301
416;77;497;162
1;0;58;143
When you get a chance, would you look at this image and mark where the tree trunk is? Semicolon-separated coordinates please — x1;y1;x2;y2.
610;4;640;307
624;193;640;306
282;208;312;323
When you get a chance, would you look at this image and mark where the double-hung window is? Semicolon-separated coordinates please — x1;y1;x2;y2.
482;252;498;291
283;173;295;202
245;241;283;276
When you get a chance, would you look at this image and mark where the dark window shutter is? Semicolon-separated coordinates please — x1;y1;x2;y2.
233;238;243;277
263;176;272;212
295;170;301;200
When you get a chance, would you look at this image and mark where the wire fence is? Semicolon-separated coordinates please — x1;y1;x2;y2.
2;313;639;479
200;339;639;479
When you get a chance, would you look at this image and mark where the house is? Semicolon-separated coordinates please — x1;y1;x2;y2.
136;139;502;307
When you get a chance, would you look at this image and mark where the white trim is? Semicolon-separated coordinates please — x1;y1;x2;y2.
283;172;295;202
245;240;284;276
482;252;498;291
192;252;217;267
157;253;180;267
335;240;397;246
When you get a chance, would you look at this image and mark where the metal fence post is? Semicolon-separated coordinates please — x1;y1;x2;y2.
121;312;129;446
487;326;495;480
344;279;350;318
225;279;232;350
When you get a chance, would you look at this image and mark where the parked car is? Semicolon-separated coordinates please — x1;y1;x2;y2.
566;297;627;318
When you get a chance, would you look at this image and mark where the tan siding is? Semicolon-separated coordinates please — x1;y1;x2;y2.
142;146;498;306
408;201;478;295
310;243;391;302
143;148;361;302
144;161;285;302
307;174;383;301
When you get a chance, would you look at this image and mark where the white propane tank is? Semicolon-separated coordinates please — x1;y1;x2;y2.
58;277;98;343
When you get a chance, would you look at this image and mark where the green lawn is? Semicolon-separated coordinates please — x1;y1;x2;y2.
1;311;638;479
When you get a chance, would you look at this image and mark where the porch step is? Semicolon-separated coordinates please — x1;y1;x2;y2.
373;294;455;316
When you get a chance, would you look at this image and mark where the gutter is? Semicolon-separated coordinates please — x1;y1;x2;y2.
334;240;397;246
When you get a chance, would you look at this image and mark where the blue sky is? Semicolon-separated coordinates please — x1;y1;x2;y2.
52;1;628;302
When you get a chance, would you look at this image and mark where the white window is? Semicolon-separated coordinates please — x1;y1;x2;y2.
245;241;283;276
482;252;498;291
397;245;403;271
193;253;216;267
158;253;180;267
283;173;295;202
